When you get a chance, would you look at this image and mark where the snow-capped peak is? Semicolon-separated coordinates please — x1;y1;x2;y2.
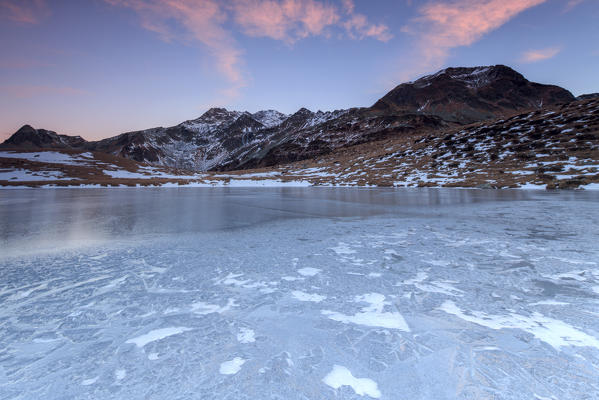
252;110;288;128
414;66;497;89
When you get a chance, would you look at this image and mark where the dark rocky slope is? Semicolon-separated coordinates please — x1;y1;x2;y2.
4;125;87;149
372;65;574;124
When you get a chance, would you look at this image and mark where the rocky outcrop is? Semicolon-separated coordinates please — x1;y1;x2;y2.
3;125;87;149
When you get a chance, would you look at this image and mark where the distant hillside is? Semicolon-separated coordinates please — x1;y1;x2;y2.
578;93;599;100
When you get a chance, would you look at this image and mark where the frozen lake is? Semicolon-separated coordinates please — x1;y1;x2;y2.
1;188;599;399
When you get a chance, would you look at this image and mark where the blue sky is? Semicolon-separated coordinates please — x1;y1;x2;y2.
0;0;597;140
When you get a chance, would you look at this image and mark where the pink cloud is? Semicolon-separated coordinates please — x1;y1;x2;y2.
231;0;391;43
520;46;561;63
341;0;354;13
402;0;547;78
231;0;392;43
231;0;340;43
344;13;392;42
0;0;49;24
105;0;392;100
341;0;392;42
1;85;87;98
105;0;246;97
564;0;585;12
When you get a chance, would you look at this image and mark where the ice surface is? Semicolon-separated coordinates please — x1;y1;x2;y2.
1;188;599;399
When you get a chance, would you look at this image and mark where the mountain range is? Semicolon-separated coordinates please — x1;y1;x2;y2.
2;65;577;172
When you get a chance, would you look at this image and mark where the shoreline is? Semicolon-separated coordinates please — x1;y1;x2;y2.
2;181;599;190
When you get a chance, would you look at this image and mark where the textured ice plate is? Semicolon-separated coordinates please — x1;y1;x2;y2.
1;188;598;399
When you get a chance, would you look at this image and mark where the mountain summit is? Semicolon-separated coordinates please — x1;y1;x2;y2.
4;125;86;148
372;65;574;124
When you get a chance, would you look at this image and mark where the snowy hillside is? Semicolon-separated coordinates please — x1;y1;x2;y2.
288;97;599;189
2;97;598;190
84;106;361;172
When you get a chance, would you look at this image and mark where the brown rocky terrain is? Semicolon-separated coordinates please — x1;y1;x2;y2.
2;98;598;190
276;97;599;189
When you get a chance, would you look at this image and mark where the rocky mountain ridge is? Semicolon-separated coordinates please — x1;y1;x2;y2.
577;93;599;100
2;65;576;172
1;97;597;189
